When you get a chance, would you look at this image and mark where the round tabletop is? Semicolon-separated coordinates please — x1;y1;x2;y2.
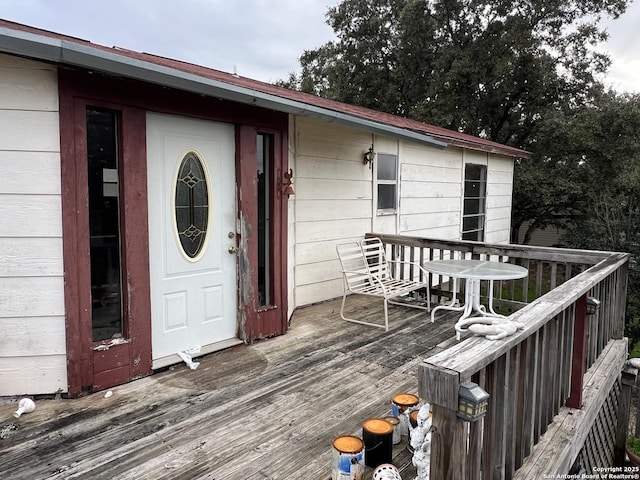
423;259;528;280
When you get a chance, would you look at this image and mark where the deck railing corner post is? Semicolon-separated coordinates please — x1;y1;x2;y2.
567;293;588;409
614;364;638;465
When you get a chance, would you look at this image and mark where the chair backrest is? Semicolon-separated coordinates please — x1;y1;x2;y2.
336;238;390;292
360;237;390;280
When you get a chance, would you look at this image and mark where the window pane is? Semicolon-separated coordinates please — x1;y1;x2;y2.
377;154;397;181
464;198;480;215
257;133;271;306
175;151;209;259
87;108;123;342
462;230;482;241
463;215;483;232
465;163;485;181
464;179;486;198
378;184;396;210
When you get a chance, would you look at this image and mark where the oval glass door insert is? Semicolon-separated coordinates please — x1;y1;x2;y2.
174;151;209;259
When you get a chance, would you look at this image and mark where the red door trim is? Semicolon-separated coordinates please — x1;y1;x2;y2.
59;67;288;394
60;86;153;394
236;126;289;342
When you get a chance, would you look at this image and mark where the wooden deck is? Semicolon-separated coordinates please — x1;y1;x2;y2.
0;296;458;480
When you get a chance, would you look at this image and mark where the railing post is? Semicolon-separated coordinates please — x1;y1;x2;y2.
430;405;467;480
418;363;468;479
567;294;588;409
614;365;638;465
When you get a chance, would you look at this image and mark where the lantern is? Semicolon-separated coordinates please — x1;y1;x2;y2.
457;381;489;422
586;296;601;316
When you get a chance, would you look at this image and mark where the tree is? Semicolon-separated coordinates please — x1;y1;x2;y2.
279;0;630;244
513;90;640;244
282;0;628;148
558;92;640;324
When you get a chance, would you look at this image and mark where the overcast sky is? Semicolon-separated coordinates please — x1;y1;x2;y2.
0;0;638;93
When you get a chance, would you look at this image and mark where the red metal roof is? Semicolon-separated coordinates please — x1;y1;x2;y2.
0;18;529;158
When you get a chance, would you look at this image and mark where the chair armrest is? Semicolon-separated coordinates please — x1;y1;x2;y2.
341;269;389;295
387;260;430;277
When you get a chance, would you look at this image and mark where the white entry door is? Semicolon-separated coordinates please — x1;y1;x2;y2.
146;113;238;368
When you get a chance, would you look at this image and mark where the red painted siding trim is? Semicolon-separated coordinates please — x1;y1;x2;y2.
59;72;85;394
120;106;153;380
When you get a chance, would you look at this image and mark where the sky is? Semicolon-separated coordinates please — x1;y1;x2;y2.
0;0;638;93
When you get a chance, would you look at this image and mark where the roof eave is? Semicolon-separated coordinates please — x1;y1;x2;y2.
0;26;447;150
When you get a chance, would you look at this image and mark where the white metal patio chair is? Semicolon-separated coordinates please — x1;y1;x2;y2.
336;237;431;331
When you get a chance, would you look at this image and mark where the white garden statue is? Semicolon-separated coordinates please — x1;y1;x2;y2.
410;403;432;480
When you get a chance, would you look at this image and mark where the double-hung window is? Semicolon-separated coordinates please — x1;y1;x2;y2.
377;153;398;213
462;164;487;241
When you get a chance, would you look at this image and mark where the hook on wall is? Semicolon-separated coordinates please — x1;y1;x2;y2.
281;168;295;197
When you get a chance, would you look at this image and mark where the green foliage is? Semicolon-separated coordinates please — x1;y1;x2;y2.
288;0;628;145
627;436;640;455
627;317;640;356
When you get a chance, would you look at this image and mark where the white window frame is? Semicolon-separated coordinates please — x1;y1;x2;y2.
376;153;399;215
462;163;487;241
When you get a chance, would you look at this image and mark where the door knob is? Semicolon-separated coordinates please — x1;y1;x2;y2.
228;246;238;254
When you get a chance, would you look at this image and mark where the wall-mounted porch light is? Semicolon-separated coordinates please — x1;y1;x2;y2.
363;145;375;168
457;381;489;422
586;296;601;316
281;168;295;198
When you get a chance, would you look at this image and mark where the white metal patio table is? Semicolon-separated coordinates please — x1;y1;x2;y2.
423;259;529;340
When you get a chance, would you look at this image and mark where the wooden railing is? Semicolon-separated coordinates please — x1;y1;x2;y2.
368;234;630;479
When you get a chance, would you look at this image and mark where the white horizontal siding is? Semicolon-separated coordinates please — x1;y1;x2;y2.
290;116;516;308
296;177;371;201
292;117;375;307
0;151;61;194
295;278;344;307
296;258;342;286
399;142;465;237
1;277;65;318
296;218;372;244
0;316;66;356
295;199;370;222
485;155;514;243
0;194;62;237
0;356;67;396
287;115;297;319
0;237;63;276
401;197;462;215
0;54;59;111
296;240;355;265
0;110;60;152
0;53;66;395
400;211;460;233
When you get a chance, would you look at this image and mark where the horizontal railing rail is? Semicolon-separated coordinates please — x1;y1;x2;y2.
367;233;629;479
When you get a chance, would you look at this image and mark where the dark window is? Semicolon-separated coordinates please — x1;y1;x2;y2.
377;153;398;212
462;164;487;241
257;133;272;306
175;151;209;259
87;109;123;342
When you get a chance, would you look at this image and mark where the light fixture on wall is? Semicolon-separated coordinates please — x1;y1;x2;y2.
586;296;601;316
457;381;490;422
281;168;295;197
363;145;375;168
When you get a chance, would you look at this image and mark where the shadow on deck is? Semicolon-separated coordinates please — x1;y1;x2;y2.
0;296;453;480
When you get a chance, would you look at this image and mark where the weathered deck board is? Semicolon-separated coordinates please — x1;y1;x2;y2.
0;296;459;480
